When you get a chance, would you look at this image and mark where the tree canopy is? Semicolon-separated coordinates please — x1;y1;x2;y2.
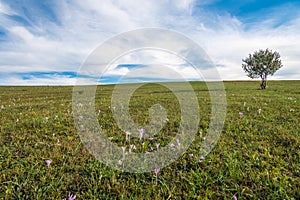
242;49;283;89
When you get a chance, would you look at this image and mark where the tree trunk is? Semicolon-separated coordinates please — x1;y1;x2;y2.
260;76;267;89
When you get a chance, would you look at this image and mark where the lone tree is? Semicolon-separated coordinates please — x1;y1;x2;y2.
242;49;283;89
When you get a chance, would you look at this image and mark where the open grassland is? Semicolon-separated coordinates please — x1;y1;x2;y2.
0;81;299;199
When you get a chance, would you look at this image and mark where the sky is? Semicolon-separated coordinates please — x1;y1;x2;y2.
0;0;299;85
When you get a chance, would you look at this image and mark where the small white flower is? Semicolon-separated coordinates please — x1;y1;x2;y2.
176;139;181;146
199;131;203;137
130;144;136;150
139;128;144;140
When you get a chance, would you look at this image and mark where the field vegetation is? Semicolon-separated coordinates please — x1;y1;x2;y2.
0;81;299;199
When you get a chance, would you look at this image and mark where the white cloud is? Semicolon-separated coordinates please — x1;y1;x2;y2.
105;67;130;76
0;1;14;15
0;75;76;86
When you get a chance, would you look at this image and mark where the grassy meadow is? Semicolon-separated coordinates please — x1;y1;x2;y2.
0;81;299;199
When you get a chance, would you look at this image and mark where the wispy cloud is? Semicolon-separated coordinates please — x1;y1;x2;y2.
0;0;299;85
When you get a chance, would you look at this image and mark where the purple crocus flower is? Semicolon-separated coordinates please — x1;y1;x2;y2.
125;131;131;141
170;143;175;147
126;131;131;136
45;159;52;166
63;193;76;200
156;143;160;149
139;128;144;140
154;168;160;176
233;195;237;200
239;112;243;118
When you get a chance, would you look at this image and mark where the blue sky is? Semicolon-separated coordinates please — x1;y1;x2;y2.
0;0;299;85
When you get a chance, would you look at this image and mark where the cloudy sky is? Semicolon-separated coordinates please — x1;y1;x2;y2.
0;0;299;85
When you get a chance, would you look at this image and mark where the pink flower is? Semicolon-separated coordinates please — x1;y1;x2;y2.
148;137;153;141
239;112;243;118
125;131;131;141
145;151;150;155
45;159;52;166
126;131;131;136
63;193;76;200
139;128;144;140
233;195;237;200
170;143;175;147
154;168;160;176
156;143;160;149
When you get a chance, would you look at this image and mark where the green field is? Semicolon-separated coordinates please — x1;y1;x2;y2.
0;81;299;199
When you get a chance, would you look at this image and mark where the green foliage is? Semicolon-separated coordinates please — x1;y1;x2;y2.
0;81;299;199
242;49;283;89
